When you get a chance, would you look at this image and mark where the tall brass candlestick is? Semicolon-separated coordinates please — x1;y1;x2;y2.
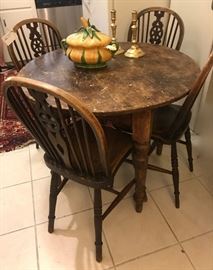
111;9;117;44
112;0;115;9
110;9;124;55
125;10;144;58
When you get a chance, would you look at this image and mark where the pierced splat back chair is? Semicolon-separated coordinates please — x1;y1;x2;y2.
149;52;213;208
7;18;62;149
109;52;213;208
3;76;135;262
127;7;184;50
127;7;184;156
7;18;62;71
122;7;204;175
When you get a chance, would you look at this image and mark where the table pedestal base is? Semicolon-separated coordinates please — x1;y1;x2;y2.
132;110;152;212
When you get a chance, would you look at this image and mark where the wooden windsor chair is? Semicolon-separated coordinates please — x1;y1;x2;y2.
105;7;186;175
7;17;62;149
3;76;135;262
7;18;62;70
114;6;196;182
107;52;213;208
149;52;213;208
127;6;184;50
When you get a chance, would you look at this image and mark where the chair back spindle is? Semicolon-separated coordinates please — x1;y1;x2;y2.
128;7;184;50
3;77;110;186
8;18;62;71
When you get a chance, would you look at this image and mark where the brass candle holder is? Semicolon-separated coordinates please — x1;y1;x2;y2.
125;10;144;58
110;9;124;55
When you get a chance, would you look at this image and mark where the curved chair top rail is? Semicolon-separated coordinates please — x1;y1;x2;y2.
128;6;184;50
12;18;62;36
8;18;62;71
3;76;109;178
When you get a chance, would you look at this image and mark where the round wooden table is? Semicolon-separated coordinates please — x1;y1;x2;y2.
19;43;200;212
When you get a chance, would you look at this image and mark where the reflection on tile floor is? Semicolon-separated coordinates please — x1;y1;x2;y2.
0;134;213;270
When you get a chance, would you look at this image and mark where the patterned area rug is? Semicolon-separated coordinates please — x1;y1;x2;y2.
0;70;34;153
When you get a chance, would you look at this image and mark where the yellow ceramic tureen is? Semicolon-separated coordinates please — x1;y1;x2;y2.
62;17;117;68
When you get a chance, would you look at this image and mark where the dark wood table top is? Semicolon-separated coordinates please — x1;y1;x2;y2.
19;43;200;116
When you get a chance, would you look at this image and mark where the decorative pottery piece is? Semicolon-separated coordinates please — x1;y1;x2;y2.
61;17;117;68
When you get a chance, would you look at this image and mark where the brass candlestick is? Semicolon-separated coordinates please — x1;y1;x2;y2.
110;9;124;55
111;9;117;44
125;10;144;58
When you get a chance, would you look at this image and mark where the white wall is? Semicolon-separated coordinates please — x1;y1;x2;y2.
112;0;170;41
170;0;213;131
83;0;170;40
170;0;213;65
82;0;110;34
0;0;37;63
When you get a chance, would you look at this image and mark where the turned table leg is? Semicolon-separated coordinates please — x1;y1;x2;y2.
132;110;152;212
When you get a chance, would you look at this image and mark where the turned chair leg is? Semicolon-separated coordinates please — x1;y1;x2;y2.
94;189;103;262
184;127;193;172
48;171;61;233
36;143;39;149
156;142;163;155
171;143;180;208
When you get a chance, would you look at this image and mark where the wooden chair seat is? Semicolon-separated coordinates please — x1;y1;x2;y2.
44;124;132;185
104;127;132;174
104;104;191;142
152;104;191;141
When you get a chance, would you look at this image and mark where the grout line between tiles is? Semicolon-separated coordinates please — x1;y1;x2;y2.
35;207;94;227
4;142;212;269
180;229;213;244
193;171;212;180
28;144;211;269
196;176;213;198
29;148;40;270
102;264;116;270
31;175;51;182
113;242;179;269
147;176;195;193
178;243;197;270
0;224;35;237
33;185;131;226
180;227;213;269
107;267;116;270
0;179;33;190
149;192;197;270
0;146;32;190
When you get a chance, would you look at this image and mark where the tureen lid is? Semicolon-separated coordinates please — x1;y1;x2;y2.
66;17;112;48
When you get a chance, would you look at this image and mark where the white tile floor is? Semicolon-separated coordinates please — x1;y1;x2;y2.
0;135;213;270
